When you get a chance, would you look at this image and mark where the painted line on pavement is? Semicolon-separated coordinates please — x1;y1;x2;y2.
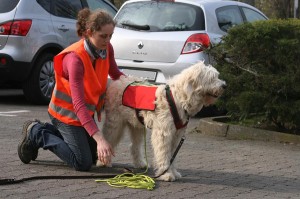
0;110;30;117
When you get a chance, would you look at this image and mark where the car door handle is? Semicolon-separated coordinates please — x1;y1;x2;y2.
58;25;69;32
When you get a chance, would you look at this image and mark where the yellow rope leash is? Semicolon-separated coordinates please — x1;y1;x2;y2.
95;128;156;190
95;173;155;190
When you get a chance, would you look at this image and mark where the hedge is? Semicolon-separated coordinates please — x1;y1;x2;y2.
206;19;300;134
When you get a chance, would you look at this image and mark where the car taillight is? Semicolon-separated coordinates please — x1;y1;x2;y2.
181;33;210;54
0;57;7;65
0;20;32;36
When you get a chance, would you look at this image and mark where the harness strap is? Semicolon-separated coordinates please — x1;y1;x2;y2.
165;85;189;129
135;109;145;125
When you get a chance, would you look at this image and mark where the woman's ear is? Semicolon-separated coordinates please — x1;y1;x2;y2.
86;28;93;37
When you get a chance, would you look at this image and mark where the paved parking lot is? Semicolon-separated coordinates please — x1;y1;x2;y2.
1;114;300;199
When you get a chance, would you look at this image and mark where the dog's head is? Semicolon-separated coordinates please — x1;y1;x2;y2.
170;61;226;116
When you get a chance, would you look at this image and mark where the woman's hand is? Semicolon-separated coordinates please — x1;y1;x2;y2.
92;131;115;165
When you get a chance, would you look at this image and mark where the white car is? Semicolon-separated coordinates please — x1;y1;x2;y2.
111;0;268;83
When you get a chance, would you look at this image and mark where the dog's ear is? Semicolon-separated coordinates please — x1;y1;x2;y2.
185;82;194;99
183;78;201;100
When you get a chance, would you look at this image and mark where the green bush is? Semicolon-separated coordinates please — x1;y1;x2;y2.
207;19;300;134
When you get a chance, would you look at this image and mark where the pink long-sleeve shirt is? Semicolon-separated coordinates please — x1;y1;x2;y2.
62;43;123;136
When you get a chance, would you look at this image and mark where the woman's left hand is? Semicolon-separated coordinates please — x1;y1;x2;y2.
92;131;115;165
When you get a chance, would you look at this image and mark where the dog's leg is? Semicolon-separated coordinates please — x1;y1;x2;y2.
127;124;147;169
169;130;185;180
96;113;125;167
151;128;178;182
103;121;124;149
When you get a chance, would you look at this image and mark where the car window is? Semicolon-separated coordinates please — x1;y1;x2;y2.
86;0;117;17
115;1;205;32
0;0;19;13
241;7;267;22
37;0;51;13
52;0;83;19
216;5;244;32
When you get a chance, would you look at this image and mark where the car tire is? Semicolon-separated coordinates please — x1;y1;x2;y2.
23;53;55;105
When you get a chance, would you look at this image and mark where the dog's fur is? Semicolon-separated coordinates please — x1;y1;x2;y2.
99;61;226;181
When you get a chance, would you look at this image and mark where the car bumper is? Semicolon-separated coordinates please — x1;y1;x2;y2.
115;53;210;83
0;53;31;83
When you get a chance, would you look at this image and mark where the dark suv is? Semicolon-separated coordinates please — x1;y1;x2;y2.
0;0;117;104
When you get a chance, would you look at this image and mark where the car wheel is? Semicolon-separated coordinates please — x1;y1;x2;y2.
23;53;55;105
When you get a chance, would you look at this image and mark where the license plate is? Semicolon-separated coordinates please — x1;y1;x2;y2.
120;68;157;81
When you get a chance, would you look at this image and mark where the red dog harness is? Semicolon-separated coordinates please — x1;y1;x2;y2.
122;81;157;111
122;82;189;129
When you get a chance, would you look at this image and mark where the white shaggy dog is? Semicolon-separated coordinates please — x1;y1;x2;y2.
100;61;226;181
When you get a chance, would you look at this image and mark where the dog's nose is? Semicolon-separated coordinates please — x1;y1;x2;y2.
222;83;227;89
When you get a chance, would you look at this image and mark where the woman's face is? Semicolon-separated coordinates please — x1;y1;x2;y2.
88;23;114;50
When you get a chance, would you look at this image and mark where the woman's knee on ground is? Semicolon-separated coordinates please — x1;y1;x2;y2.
74;159;93;171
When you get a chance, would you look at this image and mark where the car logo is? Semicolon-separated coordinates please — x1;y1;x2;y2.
137;41;144;49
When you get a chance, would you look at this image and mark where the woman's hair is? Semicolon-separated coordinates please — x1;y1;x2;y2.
76;8;115;37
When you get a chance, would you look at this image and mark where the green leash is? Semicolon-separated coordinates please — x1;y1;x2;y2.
95;128;156;190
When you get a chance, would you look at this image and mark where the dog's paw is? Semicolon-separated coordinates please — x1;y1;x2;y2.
156;172;176;182
173;169;182;179
133;159;148;169
96;160;112;168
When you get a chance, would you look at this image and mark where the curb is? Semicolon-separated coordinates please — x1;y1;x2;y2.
194;116;300;145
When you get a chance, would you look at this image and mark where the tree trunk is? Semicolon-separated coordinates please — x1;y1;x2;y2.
295;0;299;18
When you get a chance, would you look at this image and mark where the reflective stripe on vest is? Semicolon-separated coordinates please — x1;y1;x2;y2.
49;101;78;121
50;89;106;122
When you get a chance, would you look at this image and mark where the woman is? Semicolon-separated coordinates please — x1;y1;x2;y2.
17;8;124;171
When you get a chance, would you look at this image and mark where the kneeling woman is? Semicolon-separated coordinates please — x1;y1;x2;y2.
18;8;124;171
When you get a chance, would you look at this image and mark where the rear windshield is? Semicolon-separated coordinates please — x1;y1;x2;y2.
0;0;20;13
115;1;205;32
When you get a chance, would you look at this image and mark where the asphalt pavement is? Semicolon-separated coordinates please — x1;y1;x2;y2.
0;115;300;199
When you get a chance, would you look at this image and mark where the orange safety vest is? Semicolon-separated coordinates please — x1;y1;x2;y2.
48;39;109;126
